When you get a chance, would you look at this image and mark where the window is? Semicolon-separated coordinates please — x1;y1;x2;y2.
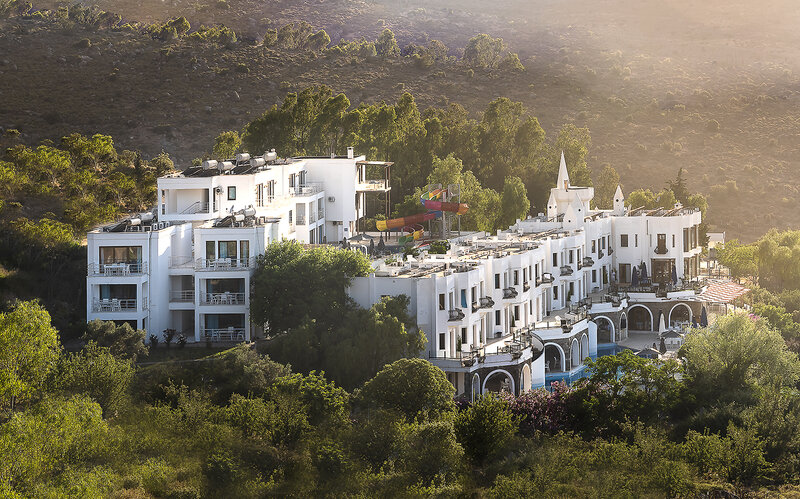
513;270;519;285
592;240;596;253
514;306;520;321
494;273;501;289
553;253;558;266
100;246;142;264
619;264;630;283
289;210;293;225
460;289;467;308
672;234;675;248
553;286;559;299
592;269;597;283
439;293;445;310
239;241;249;260
621;234;629;247
218;241;237;258
569;251;574;264
227;186;236;200
205;241;215;259
438;333;445;350
256;184;264;206
606;235;610;249
635;234;638;247
461;327;467;344
495;310;501;326
289;174;295;188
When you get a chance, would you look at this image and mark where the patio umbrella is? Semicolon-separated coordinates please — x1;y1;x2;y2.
640;262;648;283
658;312;666;333
700;306;708;327
631;266;640;287
671;265;678;285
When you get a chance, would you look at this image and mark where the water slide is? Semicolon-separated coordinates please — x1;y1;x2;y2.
375;188;468;232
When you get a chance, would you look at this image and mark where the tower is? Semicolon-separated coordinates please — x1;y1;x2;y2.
612;185;625;215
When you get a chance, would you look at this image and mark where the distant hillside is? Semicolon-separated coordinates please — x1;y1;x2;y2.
4;0;800;240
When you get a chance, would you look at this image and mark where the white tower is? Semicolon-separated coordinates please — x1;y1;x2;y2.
612;185;625;215
556;151;570;190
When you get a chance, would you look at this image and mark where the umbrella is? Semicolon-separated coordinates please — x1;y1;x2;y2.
640;262;648;283
700;306;708;327
658;310;666;333
631;266;640;287
671;265;678;285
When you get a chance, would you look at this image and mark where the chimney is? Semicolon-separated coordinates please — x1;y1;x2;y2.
347;147;354;159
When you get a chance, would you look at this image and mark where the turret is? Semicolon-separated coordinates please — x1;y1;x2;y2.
546;191;558;218
557;151;570;190
612;185;625;215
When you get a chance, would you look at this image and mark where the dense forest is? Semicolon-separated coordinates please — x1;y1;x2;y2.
3;242;800;496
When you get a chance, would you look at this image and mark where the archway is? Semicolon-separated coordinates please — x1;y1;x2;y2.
571;338;580;368
668;303;692;327
628;305;653;332
620;312;628;331
483;369;515;394
595;316;615;343
471;374;481;402
520;364;532;393
544;343;565;373
580;333;589;361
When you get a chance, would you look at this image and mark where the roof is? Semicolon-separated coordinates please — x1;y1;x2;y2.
557;151;570;189
699;280;750;303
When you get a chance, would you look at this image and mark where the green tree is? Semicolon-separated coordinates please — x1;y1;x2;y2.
306;29;330;52
463;34;505;69
250;241;372;335
454;394;518;464
357;358;455;422
0;301;60;409
212;130;241;160
499;176;530;228
498;52;525;72
83;320;148;361
668;168;690;203
375;29;399;57
594;164;620;209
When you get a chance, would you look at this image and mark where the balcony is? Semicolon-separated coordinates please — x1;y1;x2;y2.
169;256;194;269
291;183;323;197
448;309;465;321
582;256;595;267
598;250;605;259
479;296;495;309
503;287;518;299
201;292;246;305
202;327;246;342
523;281;531;292
608;248;614;255
472;301;479;313
560;265;574;277
195;257;256;271
88;262;148;276
169;290;195;302
537;273;555;286
318;208;325;220
296;214;307;226
356;179;391;192
180;201;209;214
654;246;669;255
92;298;138;312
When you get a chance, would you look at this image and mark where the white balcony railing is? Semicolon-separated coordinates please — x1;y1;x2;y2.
202;327;246;341
169;290;195;302
296;215;307;226
195;257;256;271
92;298;139;312
88;262;148;276
356;179;390;191
180;201;210;214
290;183;323;197
169;256;194;269
201;292;245;305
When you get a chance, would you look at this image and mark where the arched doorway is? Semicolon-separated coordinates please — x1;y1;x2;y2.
544;343;565;373
669;303;692;327
628;305;653;332
520;364;532;393
595;316;615;343
483;369;515;394
471;374;480;402
580;333;589;361
620;312;628;332
571;338;581;368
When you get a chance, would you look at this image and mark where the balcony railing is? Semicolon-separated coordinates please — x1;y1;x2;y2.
583;256;595;267
448;309;465;321
290;183;323;197
169;290;195;302
598;250;605;259
560;265;574;277
503;287;518;299
318;209;325;220
202;327;246;342
180;201;209;214
92;298;138;312
536;273;555;286
356;179;390;191
201;292;246;305
88;262;148;276
169;256;194;269
654;246;669;255
479;296;495;309
195;257;256;271
523;281;531;292
296;215;307;226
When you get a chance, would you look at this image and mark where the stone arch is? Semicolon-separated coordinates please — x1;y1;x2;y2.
520;364;532;393
471;373;481;402
580;333;589;361
628;304;653;332
595;315;616;343
483;369;515;394
544;342;565;373
571;338;581;368
668;302;692;327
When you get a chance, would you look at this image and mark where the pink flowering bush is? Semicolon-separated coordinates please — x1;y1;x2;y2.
508;382;573;436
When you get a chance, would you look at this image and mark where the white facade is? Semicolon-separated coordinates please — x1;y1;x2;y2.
349;155;704;397
87;151;390;342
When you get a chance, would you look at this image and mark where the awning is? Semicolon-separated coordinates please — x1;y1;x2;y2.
699;280;750;303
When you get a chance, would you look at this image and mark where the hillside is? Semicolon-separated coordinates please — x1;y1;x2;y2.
3;0;800;240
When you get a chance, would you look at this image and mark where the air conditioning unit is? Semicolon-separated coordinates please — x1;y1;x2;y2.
327;196;335;203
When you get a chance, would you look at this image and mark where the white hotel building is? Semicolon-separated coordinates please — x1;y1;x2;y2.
349;154;706;398
86;148;390;342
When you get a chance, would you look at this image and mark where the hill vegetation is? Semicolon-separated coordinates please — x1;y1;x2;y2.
3;0;800;240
